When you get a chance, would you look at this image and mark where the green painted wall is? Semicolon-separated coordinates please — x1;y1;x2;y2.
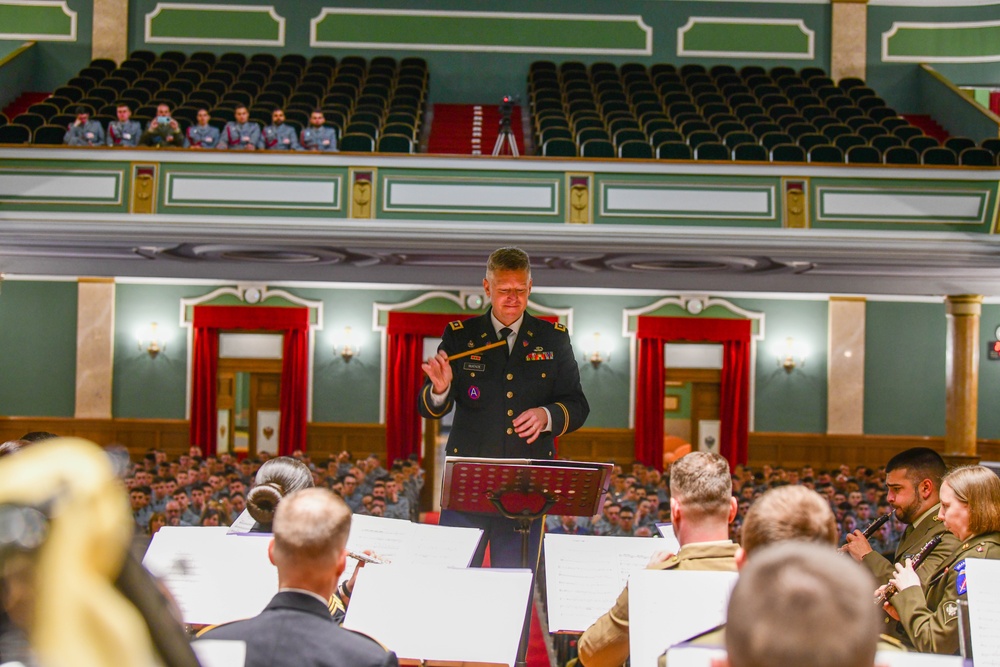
736;298;829;433
0;0;94;92
0;281;77;417
864;301;946;436
113;284;196;419
978;304;1000;440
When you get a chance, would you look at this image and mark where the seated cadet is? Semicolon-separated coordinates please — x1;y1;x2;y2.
300;110;338;152
882;465;1000;655
63;106;104;146
105;102;141;147
197;488;398;667
259;108;302;151
218;105;261;150
578;451;739;667
713;542;880;667
138;103;183;147
184;108;221;149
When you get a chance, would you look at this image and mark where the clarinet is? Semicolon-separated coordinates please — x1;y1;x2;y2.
861;512;893;539
874;534;944;606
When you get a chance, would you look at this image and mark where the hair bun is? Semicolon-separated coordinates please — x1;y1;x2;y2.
247;482;284;524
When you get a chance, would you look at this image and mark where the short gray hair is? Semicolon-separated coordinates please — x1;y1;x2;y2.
486;247;531;278
668;451;732;517
273;488;351;564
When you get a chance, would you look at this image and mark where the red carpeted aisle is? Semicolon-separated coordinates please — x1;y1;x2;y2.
422;512;549;666
2;92;51;120
426;103;523;155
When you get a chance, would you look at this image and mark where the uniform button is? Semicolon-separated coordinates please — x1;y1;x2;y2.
470;372;476;377
453;448;458;453
507;409;513;416
541;372;547;378
506;391;513;398
506;373;513;380
506;428;513;435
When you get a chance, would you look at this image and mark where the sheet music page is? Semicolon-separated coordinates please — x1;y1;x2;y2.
874;651;964;667
227;509;257;534
543;534;672;633
964;558;1000;666
344;565;532;666
191;640;247;667
403;522;484;568
142;527;276;625
663;646;725;667
345;514;416;563
629;569;738;667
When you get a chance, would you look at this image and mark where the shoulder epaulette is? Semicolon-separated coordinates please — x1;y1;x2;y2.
449;320;464;330
554;322;567;332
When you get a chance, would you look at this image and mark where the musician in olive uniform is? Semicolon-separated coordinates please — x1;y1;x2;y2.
259;108;302;151
884;465;1000;655
218;105;261;150
578;452;738;667
300;110;338;152
184;109;220;149
844;447;959;644
419;246;589;569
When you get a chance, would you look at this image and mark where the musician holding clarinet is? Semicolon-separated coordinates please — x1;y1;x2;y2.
418;246;590;568
843;448;959;645
880;465;1000;654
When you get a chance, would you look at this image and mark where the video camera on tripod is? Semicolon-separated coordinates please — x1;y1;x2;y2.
493;95;519;156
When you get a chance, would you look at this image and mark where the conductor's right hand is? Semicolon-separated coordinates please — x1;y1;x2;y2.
421;350;452;394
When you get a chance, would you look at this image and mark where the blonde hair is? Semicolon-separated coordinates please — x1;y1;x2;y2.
669;451;732;517
486;246;531;278
943;465;1000;536
273;488;352;565
741;486;838;555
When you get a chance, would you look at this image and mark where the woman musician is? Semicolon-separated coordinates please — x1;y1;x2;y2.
881;465;1000;654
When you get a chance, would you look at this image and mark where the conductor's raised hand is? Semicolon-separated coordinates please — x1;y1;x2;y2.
513;407;547;443
420;349;453;394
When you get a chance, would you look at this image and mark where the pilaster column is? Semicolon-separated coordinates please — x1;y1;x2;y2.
831;0;868;82
75;278;115;419
93;0;129;64
945;295;982;463
827;297;866;434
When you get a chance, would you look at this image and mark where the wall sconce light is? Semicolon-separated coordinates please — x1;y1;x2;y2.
775;336;807;373
334;326;361;362
137;322;166;358
582;332;612;367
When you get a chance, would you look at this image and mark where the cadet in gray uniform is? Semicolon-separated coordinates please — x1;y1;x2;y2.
63;107;104;146
106;103;141;147
259;109;302;151
184;108;221;149
300;110;338;152
218;105;261;150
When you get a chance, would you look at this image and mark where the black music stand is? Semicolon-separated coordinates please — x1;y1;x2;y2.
442;456;613;667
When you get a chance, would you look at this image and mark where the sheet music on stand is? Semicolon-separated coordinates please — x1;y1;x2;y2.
629;569;738;667
543;534;678;633
964;558;1000;666
662;647;964;667
344;565;532;667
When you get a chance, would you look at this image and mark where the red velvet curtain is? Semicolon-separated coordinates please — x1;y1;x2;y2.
190;306;310;457
635;316;752;469
385;312;476;465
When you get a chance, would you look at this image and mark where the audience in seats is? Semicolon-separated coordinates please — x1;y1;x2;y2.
139;103;183;147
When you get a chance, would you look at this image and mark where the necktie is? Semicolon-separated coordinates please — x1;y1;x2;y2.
499;327;512;357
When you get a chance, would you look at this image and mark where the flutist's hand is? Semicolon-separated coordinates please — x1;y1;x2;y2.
843;530;874;561
421;350;453;394
890;558;920;592
874;585;901;620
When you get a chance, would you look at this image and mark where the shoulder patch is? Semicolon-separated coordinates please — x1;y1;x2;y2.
554;322;567;332
449;320;464;330
943;601;959;621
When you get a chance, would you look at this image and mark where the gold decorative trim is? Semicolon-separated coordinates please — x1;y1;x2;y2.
131;163;158;214
566;172;592;224
350;167;376;219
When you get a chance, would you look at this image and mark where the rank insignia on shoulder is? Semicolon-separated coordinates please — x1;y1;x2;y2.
449;320;464;330
554;322;567;332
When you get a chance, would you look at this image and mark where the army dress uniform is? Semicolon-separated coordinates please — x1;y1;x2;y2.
64;120;104;146
184;124;220;148
301;126;338;152
892;531;1000;655
259;124;301;151
578;541;739;667
861;505;959;644
198;590;397;667
418;310;589;568
106;120;141;147
218;121;261;150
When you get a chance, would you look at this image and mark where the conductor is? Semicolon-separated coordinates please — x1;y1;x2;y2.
419;246;590;568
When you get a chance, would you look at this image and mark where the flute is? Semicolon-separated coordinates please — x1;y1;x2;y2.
874;534;944;606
